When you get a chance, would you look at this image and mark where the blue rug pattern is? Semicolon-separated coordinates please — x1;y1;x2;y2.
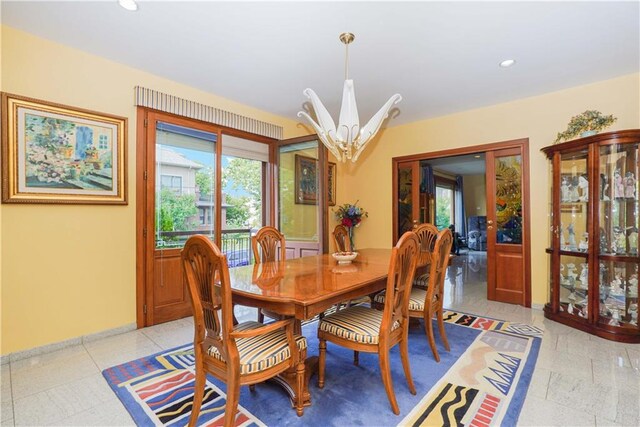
103;311;542;426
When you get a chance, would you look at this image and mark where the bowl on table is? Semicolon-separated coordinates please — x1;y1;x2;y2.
332;251;358;264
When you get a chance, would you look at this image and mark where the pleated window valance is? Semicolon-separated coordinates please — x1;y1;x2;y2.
134;86;283;140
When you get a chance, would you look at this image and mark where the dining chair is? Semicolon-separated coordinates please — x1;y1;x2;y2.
332;224;352;252
411;223;439;290
374;227;453;362
182;235;307;427
252;226;287;323
317;231;420;415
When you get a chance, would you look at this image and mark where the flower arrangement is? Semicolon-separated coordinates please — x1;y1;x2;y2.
554;110;617;143
334;201;368;228
334;201;368;251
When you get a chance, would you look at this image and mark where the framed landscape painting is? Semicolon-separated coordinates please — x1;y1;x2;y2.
1;93;127;204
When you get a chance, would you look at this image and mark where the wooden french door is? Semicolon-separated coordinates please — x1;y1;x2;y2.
275;135;328;256
138;110;222;326
486;147;529;305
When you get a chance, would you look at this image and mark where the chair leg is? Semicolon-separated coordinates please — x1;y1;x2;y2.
437;309;450;352
353;350;359;366
257;308;264;324
249;384;256;392
399;333;416;395
189;360;206;427
223;374;240;427
318;339;326;389
295;360;305;416
424;312;440;362
378;348;399;415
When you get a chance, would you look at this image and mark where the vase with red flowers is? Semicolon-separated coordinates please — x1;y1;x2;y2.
334;201;368;251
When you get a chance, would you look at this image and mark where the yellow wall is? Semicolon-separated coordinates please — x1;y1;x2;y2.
339;72;640;306
0;26;306;354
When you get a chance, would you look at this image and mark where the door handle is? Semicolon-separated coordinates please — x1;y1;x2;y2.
487;220;494;225
488;225;494;230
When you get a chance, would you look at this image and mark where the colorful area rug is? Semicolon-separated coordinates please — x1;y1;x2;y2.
103;310;542;426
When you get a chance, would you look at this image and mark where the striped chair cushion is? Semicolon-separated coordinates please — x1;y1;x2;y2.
374;288;429;312
413;272;430;289
207;321;307;375
318;306;399;344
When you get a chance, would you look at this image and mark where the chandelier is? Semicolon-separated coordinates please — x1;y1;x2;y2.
297;33;402;163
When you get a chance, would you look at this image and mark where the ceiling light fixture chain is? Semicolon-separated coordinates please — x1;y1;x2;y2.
297;32;402;163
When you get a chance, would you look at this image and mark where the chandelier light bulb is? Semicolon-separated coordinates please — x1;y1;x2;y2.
118;0;138;12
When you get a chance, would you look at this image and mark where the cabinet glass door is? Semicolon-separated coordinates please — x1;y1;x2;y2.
597;142;639;329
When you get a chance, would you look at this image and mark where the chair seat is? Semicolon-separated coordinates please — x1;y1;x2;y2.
374;288;434;312
318;306;399;344
413;272;430;289
208;321;307;375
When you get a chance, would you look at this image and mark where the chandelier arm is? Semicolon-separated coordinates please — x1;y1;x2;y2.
301;88;337;137
351;94;402;162
297;111;343;160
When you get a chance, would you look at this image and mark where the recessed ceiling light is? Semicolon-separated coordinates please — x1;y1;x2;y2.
499;59;516;68
119;0;138;11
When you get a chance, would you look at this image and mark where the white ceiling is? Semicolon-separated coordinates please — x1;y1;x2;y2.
2;1;638;128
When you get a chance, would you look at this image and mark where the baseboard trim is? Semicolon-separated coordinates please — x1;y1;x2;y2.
4;323;137;363
531;303;545;311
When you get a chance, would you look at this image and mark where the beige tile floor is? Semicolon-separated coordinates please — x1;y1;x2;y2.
1;251;638;426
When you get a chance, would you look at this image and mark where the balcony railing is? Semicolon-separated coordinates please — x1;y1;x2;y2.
156;228;254;267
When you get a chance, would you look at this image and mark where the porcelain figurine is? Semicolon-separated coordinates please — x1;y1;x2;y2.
612;226;626;254
578;232;589;252
579;263;589;287
614;169;624;198
561;176;570;202
566;263;578;280
609;307;620;326
578;306;588;319
629;304;638;326
624;172;636;198
578;174;589;202
567;222;577;250
628;274;638;298
600;173;610;201
570;176;580;202
628;227;638;255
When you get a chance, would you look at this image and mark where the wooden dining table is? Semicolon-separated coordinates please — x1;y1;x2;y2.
228;248;399;409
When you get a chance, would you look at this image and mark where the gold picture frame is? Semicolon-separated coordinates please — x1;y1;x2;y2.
1;93;127;204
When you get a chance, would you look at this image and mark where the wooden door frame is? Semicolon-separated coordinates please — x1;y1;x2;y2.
136;107;278;328
391;137;532;307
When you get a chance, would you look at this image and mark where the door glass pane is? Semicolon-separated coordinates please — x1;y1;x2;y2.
222;155;263;266
435;186;454;229
155;122;216;249
278;141;320;257
495;154;523;244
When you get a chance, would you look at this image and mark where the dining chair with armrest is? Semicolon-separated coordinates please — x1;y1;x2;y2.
317;231;420;415
252;226;287;323
182;235;307;427
374;227;453;362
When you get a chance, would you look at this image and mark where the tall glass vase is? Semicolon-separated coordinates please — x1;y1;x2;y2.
348;226;355;251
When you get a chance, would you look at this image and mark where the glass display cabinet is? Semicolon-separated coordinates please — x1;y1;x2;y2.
543;130;639;342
